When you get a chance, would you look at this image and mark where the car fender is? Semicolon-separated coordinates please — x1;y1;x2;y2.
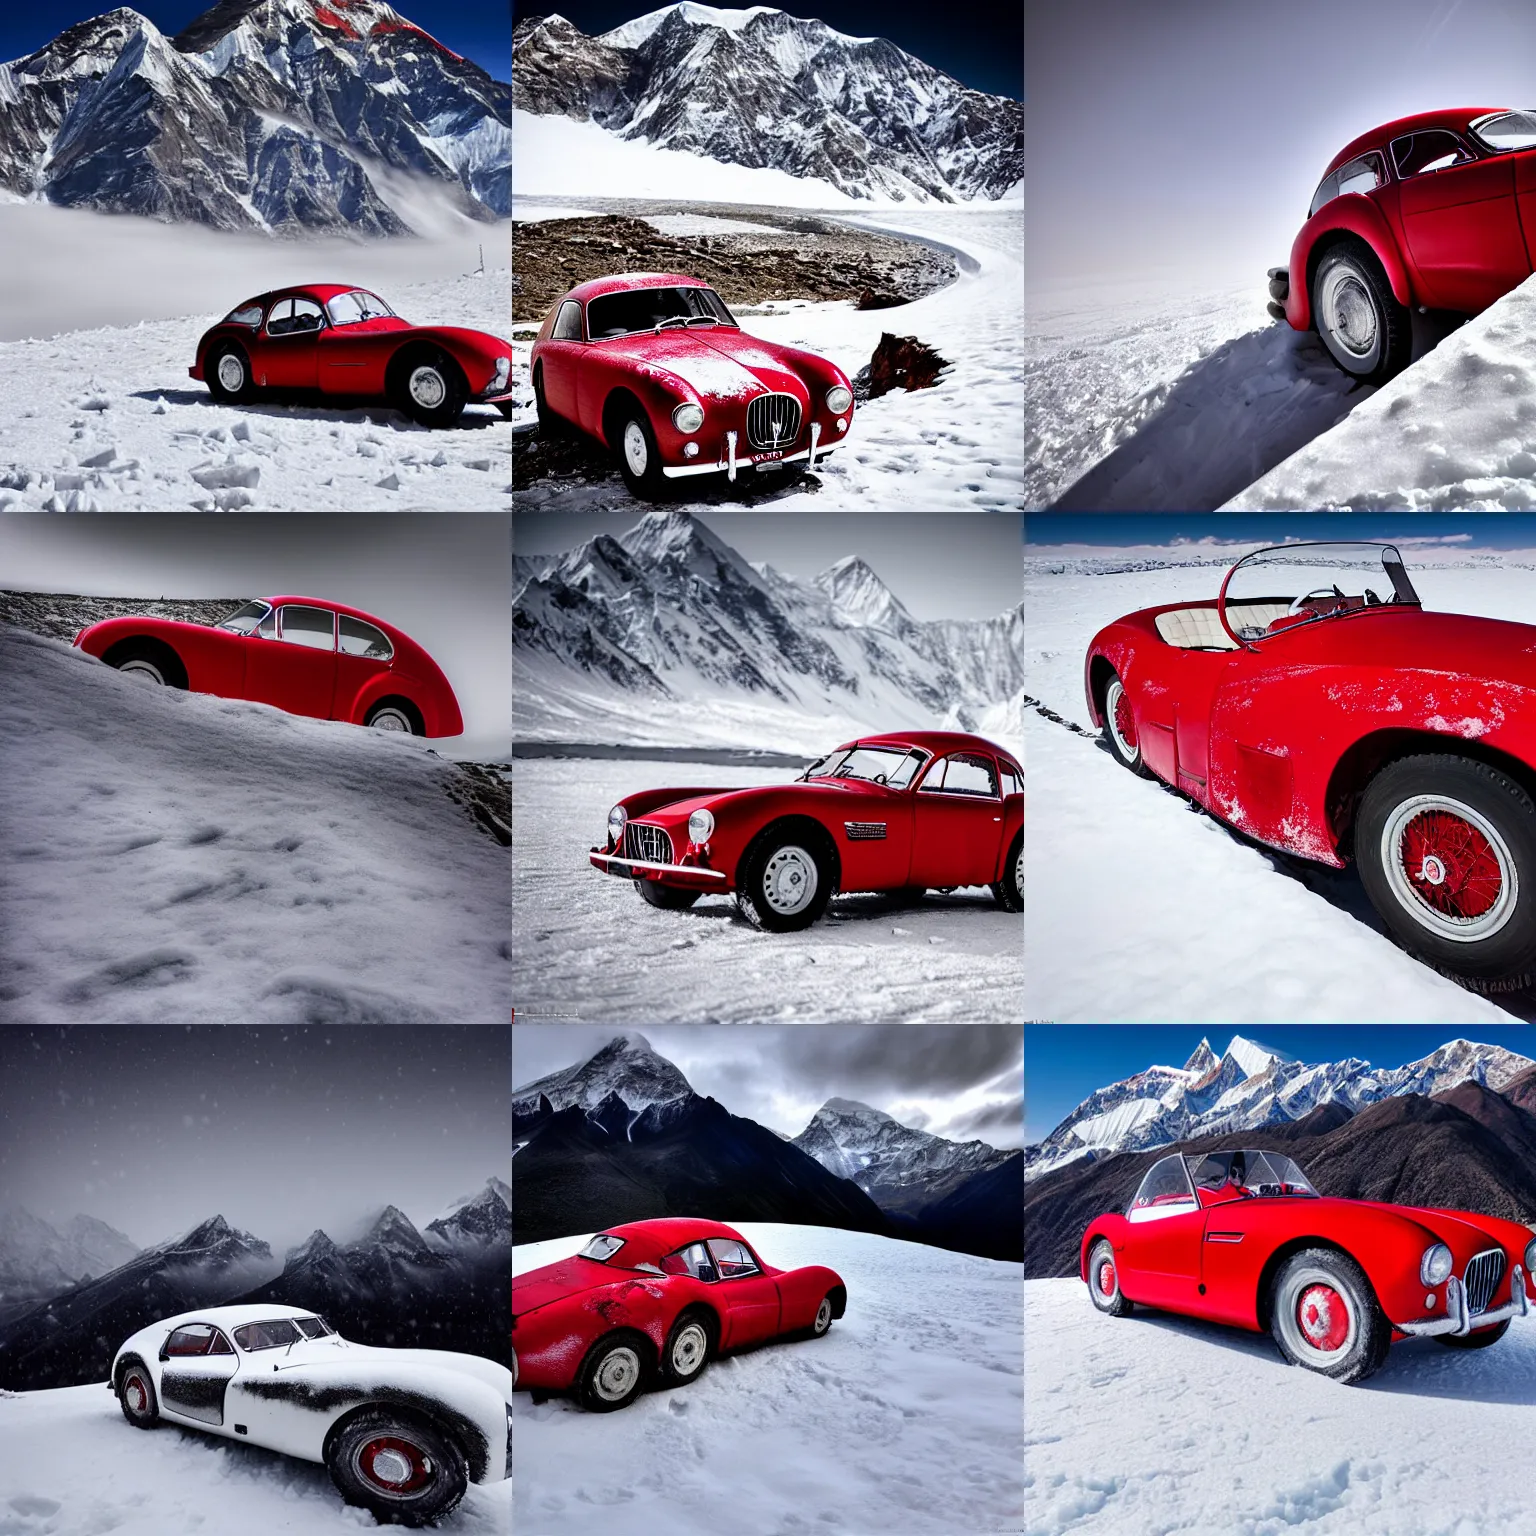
775;1264;845;1329
1286;195;1413;330
512;1274;687;1391
76;616;242;697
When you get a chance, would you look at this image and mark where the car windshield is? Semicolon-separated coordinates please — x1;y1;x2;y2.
293;1316;334;1339
803;746;926;788
1218;542;1420;643
586;286;737;340
325;290;396;326
233;1319;305;1351
1470;110;1536;152
1185;1150;1318;1197
216;600;270;635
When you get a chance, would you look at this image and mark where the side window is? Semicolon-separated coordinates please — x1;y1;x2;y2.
338;615;393;660
164;1324;218;1357
1392;130;1475;179
227;304;263;327
919;752;999;798
266;298;295;334
257;608;277;640
661;1242;717;1281
207;1329;234;1355
553;300;583;341
290;298;324;334
277;605;335;650
1000;763;1022;798
1336;151;1384;198
706;1239;760;1279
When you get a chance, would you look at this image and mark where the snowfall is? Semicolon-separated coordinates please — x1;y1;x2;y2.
512;755;1021;1025
512;1224;1024;1536
1025;1277;1536;1536
0;1382;510;1536
0;627;511;1023
1022;543;1536;1025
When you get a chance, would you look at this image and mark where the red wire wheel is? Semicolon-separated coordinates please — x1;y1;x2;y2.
1097;1259;1116;1296
1112;689;1137;750
1398;808;1502;920
352;1435;435;1495
1296;1283;1351;1353
124;1373;150;1414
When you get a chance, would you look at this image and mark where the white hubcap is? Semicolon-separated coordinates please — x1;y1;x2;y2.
596;1347;640;1401
217;354;244;392
119;659;165;685
673;1323;706;1373
370;709;410;733
623;419;649;476
372;1449;413;1484
409;366;447;409
816;1300;831;1332
763;846;817;914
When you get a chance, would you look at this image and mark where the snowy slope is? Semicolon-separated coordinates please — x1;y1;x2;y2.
0;627;510;1023
513;1224;1022;1536
1025;1277;1536;1536
0;1381;508;1535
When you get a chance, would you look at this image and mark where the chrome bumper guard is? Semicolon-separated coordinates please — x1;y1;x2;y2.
589;851;728;881
662;426;839;479
1395;1265;1530;1337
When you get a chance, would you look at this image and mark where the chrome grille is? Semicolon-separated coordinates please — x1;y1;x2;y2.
746;392;802;451
624;822;673;866
1464;1249;1505;1316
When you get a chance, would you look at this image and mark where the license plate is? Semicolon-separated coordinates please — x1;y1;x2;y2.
752;449;783;463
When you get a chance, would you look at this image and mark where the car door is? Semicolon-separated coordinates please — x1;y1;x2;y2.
257;298;324;391
1120;1157;1205;1313
708;1239;782;1348
540;300;584;422
243;604;338;719
1169;649;1239;805
910;752;1006;889
158;1323;240;1427
334;613;395;723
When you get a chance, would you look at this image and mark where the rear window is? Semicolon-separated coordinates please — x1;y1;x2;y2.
579;1234;626;1262
1309;151;1385;216
225;303;263;327
338;615;392;660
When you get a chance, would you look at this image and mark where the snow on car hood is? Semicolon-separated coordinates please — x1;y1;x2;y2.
263;1337;512;1398
591;330;804;401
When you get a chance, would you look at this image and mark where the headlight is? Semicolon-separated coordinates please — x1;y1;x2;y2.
492;357;510;391
672;402;705;433
688;808;715;843
608;805;627;842
1524;1237;1535;1276
1420;1242;1454;1287
825;385;852;414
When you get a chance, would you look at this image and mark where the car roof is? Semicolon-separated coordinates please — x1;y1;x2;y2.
147;1303;320;1331
234;284;382;307
1322;107;1507;176
261;595;399;633
598;1216;750;1264
561;272;711;305
846;730;1022;769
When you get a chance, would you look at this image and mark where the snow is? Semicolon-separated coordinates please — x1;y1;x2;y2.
1069;1100;1164;1147
0;1382;509;1535
1025;1277;1536;1536
1225;1035;1292;1077
641;212;781;237
513;1224;1022;1536
512;756;1021;1024
600;5;793;47
0;628;510;1024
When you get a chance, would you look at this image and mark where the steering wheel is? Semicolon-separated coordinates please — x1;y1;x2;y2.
1288;584;1344;615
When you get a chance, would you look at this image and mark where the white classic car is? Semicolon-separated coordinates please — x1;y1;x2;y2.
110;1304;510;1526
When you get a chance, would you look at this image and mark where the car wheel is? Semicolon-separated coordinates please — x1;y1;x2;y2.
1101;671;1148;776
327;1409;467;1527
811;1294;835;1337
614;406;668;500
365;703;417;734
577;1332;649;1412
1356;755;1536;990
992;831;1023;912
103;639;187;690
735;828;835;932
206;342;256;403
635;879;701;910
1435;1319;1511;1350
118;1363;160;1428
1269;1248;1390;1383
1086;1238;1133;1318
662;1310;713;1386
397;350;468;428
533;367;563;436
1311;240;1411;383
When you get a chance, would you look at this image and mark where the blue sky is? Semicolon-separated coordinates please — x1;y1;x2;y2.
1024;1024;1536;1143
1026;514;1536;549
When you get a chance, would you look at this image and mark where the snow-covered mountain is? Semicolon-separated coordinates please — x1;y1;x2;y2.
425;1177;512;1248
0;1;510;234
1026;1035;1536;1181
0;1211;139;1302
512;5;1022;203
513;1031;693;1119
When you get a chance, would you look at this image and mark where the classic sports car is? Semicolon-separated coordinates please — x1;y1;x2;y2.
589;730;1024;931
75;596;463;737
1085;542;1536;989
110;1304;511;1525
190;284;513;426
1083;1148;1534;1384
511;1218;846;1412
1269;108;1536;380
530;272;855;497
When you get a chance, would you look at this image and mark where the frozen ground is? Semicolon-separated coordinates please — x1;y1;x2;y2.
1025;1277;1536;1536
512;756;1021;1024
1023;545;1535;1024
513;1224;1023;1536
0;627;511;1024
0;1381;509;1536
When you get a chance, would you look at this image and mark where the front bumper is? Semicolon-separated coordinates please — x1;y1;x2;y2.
589;849;729;888
1394;1264;1530;1338
662;419;841;480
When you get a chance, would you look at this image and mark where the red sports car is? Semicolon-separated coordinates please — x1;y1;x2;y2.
512;1218;846;1412
589;731;1024;931
530;272;854;497
1269;107;1536;381
190;284;513;427
1085;542;1536;988
1083;1147;1534;1384
75;596;463;738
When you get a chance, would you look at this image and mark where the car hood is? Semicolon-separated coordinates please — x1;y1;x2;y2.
262;1339;512;1399
634;781;871;823
512;1256;638;1317
590;330;804;401
414;324;512;357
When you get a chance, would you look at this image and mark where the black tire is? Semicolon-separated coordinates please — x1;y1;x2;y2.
810;1293;835;1337
365;701;419;735
394;349;468;428
118;1362;159;1428
576;1332;649;1412
992;831;1023;912
206;342;256;403
635;879;701;910
612;403;668;500
661;1309;713;1386
734;824;835;932
1355;755;1536;990
497;401;512;421
1269;1248;1390;1384
1311;239;1411;383
1086;1238;1133;1318
103;638;187;690
1101;670;1148;777
532;367;563;436
1435;1319;1511;1349
326;1408;467;1527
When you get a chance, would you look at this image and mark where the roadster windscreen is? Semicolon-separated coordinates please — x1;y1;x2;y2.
804;746;927;788
1220;542;1421;642
1186;1150;1318;1197
325;290;397;326
586;286;737;339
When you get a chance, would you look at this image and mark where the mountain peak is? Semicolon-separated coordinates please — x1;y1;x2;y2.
1223;1035;1293;1078
820;1096;887;1119
513;1031;694;1114
1183;1038;1217;1074
814;556;911;629
285;1228;339;1266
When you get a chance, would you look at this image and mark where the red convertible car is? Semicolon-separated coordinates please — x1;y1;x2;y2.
190;284;513;427
589;731;1024;931
530;272;854;497
75;597;463;737
512;1217;845;1411
1083;1148;1534;1383
1085;542;1536;989
1269;107;1536;380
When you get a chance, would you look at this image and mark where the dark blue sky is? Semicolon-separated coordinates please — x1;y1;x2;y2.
515;1;1022;99
1024;1024;1536;1142
1026;514;1536;549
1;3;510;80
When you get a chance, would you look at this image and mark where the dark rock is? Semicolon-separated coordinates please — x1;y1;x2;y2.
855;289;907;311
864;333;951;398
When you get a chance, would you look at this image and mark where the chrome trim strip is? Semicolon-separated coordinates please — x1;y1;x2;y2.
590;852;728;881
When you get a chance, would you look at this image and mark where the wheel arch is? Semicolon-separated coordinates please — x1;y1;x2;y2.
112;1351;150;1396
101;634;189;690
1087;651;1119;728
735;813;843;892
1080;1220;1124;1282
825;1282;847;1320
386;340;468;398
1254;1236;1380;1332
355;691;427;736
1301;222;1413;331
322;1394;487;1484
579;1325;659;1384
600;386;648;452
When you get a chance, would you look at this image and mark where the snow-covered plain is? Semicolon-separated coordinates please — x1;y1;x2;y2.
513;1224;1023;1536
512;756;1022;1024
1023;545;1536;1024
1025;1277;1536;1536
0;1382;509;1536
0;628;511;1023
